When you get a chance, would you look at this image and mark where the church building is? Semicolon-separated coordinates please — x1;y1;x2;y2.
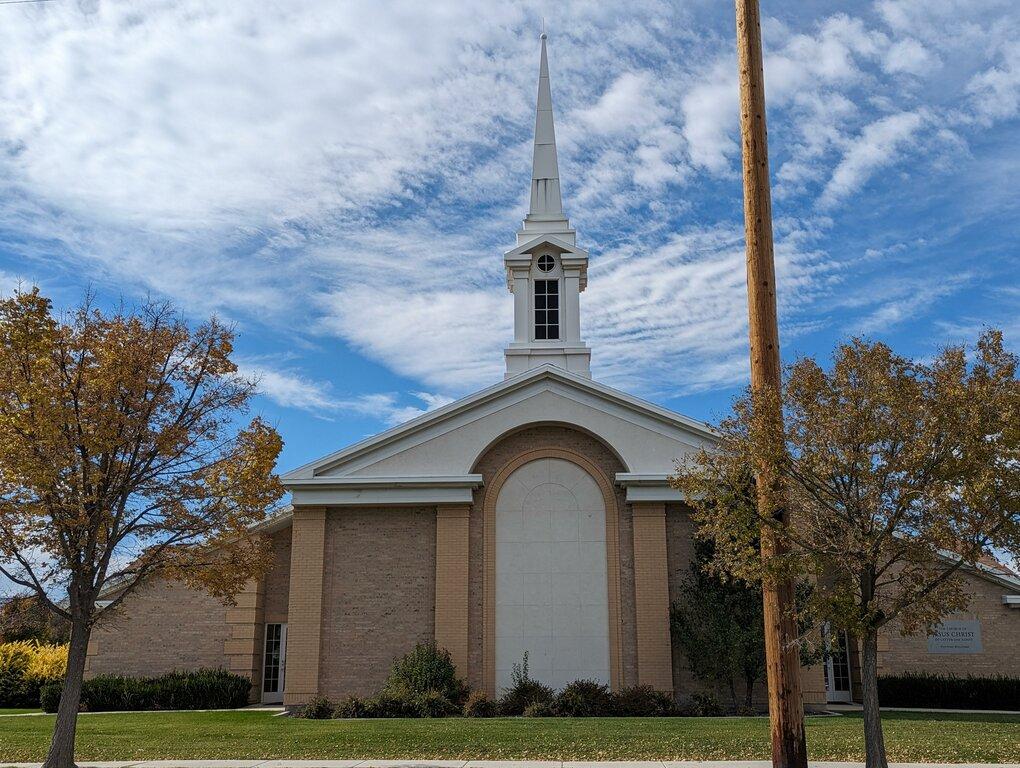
86;37;1020;711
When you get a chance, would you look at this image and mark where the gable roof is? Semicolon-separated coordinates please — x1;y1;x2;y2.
282;364;716;484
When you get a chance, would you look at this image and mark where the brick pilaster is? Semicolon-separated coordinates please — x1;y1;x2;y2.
801;634;828;710
224;579;265;702
283;506;327;706
632;502;673;691
435;504;471;678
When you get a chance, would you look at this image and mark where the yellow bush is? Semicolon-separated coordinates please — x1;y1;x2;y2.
0;641;67;706
24;641;67;684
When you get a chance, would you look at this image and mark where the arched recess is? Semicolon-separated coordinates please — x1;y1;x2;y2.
469;420;631;477
482;446;623;696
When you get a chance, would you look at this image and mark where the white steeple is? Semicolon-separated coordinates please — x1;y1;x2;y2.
504;34;591;379
529;33;563;218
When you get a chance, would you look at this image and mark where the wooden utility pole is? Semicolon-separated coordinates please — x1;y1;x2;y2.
734;2;808;768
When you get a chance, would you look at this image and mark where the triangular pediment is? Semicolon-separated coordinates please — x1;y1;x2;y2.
282;366;716;488
504;234;588;260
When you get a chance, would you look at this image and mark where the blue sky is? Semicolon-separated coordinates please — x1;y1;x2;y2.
0;0;1017;478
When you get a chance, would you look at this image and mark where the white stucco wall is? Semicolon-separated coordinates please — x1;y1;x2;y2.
494;457;609;692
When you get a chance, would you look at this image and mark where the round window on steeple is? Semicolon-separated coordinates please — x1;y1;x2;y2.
537;254;555;272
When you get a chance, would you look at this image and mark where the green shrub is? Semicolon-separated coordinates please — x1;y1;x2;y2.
612;685;676;716
414;689;461;718
39;681;62;712
523;699;555;717
463;690;495;717
687;691;724;716
384;642;468;706
878;672;1020;711
40;668;251;713
553;679;613;717
496;653;555;715
301;695;334;719
363;690;421;718
333;695;368;719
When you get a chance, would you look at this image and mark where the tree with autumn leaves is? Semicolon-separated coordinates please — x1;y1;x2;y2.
0;289;283;768
673;331;1019;768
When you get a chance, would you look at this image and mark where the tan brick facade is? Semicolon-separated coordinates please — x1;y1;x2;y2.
224;579;264;700
632;502;673;691
283;506;326;706
86;578;230;678
85;429;1020;711
875;568;1020;677
435;504;471;677
317;505;436;699
263;526;292;625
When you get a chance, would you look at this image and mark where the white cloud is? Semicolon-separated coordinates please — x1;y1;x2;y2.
238;362;339;415
965;40;1020;124
238;360;451;426
820;110;927;207
841;273;971;335
0;0;1016;411
680;59;738;174
883;37;935;75
321;286;510;392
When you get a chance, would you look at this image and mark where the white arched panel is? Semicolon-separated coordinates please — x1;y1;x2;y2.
494;457;609;693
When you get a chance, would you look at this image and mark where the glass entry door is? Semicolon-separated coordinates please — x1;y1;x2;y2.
823;624;853;703
262;623;287;704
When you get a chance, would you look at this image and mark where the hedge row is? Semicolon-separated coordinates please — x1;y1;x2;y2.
40;668;250;713
879;672;1020;711
300;642;723;720
304;681;700;719
0;641;67;708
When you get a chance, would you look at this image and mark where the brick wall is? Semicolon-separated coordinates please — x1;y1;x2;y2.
877;568;1020;677
318;506;436;698
86;578;229;677
264;526;291;624
469;424;636;690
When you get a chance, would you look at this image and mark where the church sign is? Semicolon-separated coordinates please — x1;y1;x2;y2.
927;620;983;654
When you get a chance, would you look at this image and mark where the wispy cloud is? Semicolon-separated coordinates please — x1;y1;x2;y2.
819;110;928;208
238;360;452;426
0;0;1016;427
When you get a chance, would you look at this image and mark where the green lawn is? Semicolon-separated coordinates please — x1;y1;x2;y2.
0;710;1018;762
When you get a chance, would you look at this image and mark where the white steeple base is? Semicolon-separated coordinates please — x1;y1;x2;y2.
505;343;591;378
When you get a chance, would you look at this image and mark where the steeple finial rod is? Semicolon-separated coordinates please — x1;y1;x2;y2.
529;32;563;218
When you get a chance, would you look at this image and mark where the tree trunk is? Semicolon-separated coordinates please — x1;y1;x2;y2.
729;676;739;711
43;616;91;768
860;629;889;768
745;673;755;710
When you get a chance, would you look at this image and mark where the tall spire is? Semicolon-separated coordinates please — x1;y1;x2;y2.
503;33;590;380
529;33;563;218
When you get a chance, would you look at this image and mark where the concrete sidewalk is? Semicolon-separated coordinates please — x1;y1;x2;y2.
1;758;1020;762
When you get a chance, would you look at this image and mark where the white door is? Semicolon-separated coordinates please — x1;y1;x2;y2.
494;457;609;693
262;622;287;704
823;624;853;703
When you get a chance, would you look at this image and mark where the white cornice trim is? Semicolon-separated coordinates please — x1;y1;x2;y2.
284;475;483;489
285;475;484;508
615;473;684;502
615;473;673;486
